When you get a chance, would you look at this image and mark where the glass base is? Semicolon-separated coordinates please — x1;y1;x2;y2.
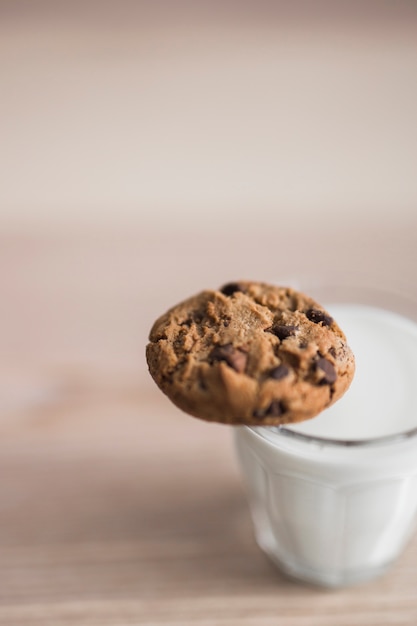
255;526;392;589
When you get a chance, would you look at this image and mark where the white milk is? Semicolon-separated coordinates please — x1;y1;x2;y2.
234;305;417;587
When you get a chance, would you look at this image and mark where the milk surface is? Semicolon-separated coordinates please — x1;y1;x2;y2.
287;304;417;440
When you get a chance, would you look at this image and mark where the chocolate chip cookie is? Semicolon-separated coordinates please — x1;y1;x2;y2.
146;281;355;425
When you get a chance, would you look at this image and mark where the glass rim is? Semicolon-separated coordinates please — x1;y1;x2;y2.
247;424;417;449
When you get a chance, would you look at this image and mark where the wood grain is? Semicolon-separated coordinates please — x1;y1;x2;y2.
1;225;417;625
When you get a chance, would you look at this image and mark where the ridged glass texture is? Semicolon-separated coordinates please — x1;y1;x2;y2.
234;426;417;587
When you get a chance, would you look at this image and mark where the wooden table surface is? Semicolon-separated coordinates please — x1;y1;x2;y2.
1;223;417;625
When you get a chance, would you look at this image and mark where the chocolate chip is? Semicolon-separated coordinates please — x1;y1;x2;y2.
316;357;337;384
220;282;245;296
268;324;298;340
269;364;289;380
306;308;333;327
193;312;204;324
253;400;285;419
210;343;247;373
267;400;285;416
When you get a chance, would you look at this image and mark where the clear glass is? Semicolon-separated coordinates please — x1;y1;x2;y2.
234;277;417;588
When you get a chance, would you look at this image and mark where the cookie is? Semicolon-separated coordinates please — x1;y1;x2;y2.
146;281;355;426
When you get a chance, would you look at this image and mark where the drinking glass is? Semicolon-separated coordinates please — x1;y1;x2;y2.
234;278;417;587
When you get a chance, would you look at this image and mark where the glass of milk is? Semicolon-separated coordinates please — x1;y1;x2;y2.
234;278;417;587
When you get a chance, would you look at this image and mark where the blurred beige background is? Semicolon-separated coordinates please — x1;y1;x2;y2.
1;0;417;229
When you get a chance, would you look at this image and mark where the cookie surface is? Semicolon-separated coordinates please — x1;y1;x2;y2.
146;281;355;425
